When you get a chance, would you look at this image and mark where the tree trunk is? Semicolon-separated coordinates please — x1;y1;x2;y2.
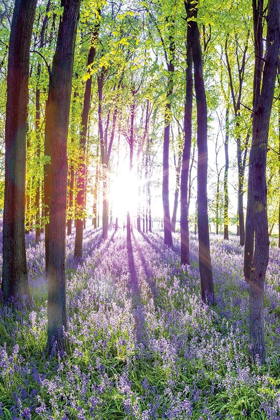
224;107;229;240
171;154;182;232
97;70;109;240
35;73;41;242
181;30;193;265
187;0;214;303
45;0;81;353
67;162;74;235
92;157;99;228
162;20;174;247
216;173;220;235
237;133;245;246
75;20;100;257
2;0;37;303
244;0;279;364
225;34;249;247
127;91;135;245
35;1;51;242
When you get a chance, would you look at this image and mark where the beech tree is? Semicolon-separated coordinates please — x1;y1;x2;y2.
244;0;280;363
2;0;37;303
180;18;193;265
45;0;81;353
74;12;101;258
186;0;214;303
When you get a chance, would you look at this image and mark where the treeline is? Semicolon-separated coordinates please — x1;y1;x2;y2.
0;0;279;364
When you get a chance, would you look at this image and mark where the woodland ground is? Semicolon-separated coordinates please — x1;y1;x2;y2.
0;224;280;419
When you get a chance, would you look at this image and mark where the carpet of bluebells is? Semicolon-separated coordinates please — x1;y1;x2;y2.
1;223;280;419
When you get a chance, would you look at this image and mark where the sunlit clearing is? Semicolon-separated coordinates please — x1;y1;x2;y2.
110;169;139;219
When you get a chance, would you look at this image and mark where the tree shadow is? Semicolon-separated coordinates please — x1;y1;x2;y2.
132;231;159;311
126;236;149;348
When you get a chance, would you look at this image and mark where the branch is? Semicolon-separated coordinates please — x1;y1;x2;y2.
30;50;51;78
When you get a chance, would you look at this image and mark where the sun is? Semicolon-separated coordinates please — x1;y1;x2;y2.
110;168;140;219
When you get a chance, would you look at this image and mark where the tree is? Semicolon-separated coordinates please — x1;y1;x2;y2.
186;0;214;303
244;0;280;363
180;22;193;265
224;107;229;239
45;0;81;353
2;0;37;303
74;11;101;258
225;31;250;246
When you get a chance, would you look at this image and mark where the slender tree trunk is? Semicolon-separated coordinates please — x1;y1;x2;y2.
2;0;37;303
148;145;152;232
216;173;220;234
98;71;109;240
224;107;229;239
237;132;245;246
162;21;174;247
137;167;141;232
35;1;51;242
46;0;80;353
225;35;249;246
35;72;41;242
181;32;193;265
127;91;135;245
171;154;182;232
67;162;74;235
244;0;279;364
92;157;99;228
75;20;100;257
187;0;214;303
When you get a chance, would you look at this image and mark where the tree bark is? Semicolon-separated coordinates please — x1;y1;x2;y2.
74;19;100;258
171;154;182;232
35;1;51;242
98;70;109;240
127;91;136;245
244;0;279;364
162;19;174;247
225;34;249;246
2;0;37;303
35;70;42;242
181;29;193;265
187;0;214;303
67;161;74;235
45;0;81;353
224;107;229;240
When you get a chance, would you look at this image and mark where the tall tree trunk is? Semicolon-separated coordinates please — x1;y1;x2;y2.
92;155;99;229
35;70;41;242
45;0;81;353
171;154;182;232
127;91;136;245
181;32;193;265
224;107;229;240
162;20;174;247
2;0;37;303
98;70;109;240
187;0;214;303
244;0;279;364
237;132;245;245
216;173;220;235
148;141;152;232
35;1;51;242
67;161;74;235
225;34;249;246
75;19;100;257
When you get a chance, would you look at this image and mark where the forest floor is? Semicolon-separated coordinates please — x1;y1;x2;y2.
0;225;280;419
